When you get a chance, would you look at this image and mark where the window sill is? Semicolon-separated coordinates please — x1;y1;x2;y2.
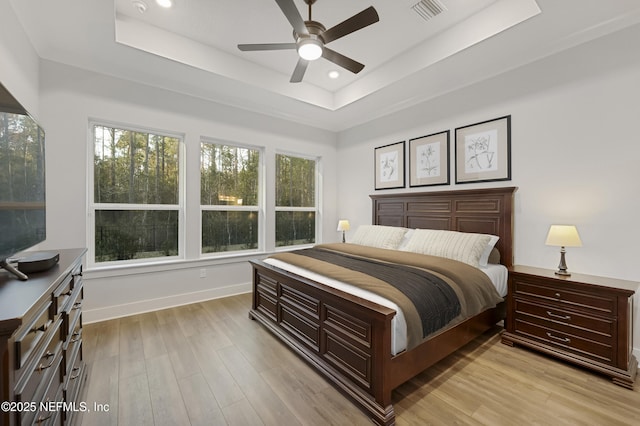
86;251;261;279
84;245;315;279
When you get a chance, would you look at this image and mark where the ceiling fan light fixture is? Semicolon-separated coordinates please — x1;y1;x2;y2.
297;39;323;61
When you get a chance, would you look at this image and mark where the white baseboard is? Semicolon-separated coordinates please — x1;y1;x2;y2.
83;282;252;324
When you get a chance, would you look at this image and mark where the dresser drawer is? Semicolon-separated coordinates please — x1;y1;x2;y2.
514;299;615;344
63;359;85;425
14;318;63;406
64;320;83;380
63;286;83;343
515;318;614;364
14;300;53;373
513;279;616;316
24;364;64;426
52;274;73;318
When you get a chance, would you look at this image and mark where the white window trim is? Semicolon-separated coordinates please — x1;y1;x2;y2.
200;138;265;257
87;119;186;269
274;151;321;250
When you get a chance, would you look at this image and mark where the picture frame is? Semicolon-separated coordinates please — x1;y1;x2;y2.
409;130;450;187
455;115;511;184
374;141;405;190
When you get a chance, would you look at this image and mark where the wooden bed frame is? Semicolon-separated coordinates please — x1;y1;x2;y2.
249;187;517;425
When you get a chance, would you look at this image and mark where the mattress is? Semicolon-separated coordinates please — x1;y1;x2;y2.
263;257;507;355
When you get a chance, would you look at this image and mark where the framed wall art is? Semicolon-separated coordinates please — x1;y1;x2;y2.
374;141;405;190
455;115;511;184
409;130;450;187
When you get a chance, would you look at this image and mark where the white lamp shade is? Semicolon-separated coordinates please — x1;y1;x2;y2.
545;225;582;247
337;220;350;232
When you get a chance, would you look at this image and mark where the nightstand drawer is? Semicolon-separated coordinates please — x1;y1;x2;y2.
514;299;615;343
514;319;614;364
513;279;616;316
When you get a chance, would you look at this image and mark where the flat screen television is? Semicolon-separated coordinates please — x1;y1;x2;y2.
0;83;46;280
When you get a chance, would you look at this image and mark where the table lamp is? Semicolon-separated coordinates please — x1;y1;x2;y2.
545;225;582;276
337;220;350;243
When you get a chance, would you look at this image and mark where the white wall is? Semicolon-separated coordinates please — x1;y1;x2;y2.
37;60;338;322
336;24;640;357
0;0;40;116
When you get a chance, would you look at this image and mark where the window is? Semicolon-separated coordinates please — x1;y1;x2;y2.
91;123;182;264
200;140;261;254
275;153;318;247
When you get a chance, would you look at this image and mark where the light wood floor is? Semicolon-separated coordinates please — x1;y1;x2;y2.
80;293;640;425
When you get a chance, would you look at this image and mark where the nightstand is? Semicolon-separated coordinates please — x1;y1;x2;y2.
501;265;638;389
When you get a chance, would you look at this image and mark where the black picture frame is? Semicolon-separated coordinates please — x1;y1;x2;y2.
409;130;450;187
374;141;405;190
455;115;511;184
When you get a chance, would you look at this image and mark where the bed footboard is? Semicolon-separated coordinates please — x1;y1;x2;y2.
249;259;397;426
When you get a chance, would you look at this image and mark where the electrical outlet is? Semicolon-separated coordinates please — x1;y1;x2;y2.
199;268;207;278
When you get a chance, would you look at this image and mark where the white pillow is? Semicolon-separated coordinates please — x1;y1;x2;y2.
350;225;408;250
397;229;415;251
402;229;492;268
479;235;500;268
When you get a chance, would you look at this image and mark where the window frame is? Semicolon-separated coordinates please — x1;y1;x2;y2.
274;150;321;250
200;137;264;257
87;120;186;268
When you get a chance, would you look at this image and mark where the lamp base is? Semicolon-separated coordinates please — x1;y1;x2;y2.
555;247;571;276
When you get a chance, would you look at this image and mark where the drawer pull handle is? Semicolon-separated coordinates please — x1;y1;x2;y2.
31;322;49;333
70;366;82;380
546;332;571;343
70;332;81;343
546;311;571;321
554;292;561;298
36;412;53;424
72;302;82;310
37;354;56;372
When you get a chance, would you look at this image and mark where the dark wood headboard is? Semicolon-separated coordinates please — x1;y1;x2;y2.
370;187;517;268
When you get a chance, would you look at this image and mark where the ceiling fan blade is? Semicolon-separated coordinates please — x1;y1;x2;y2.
290;58;309;83
275;0;308;36
321;6;379;44
322;48;365;74
238;43;297;51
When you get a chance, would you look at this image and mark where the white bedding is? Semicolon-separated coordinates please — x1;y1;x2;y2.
263;258;507;355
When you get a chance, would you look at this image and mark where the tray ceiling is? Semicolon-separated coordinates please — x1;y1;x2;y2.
8;0;640;131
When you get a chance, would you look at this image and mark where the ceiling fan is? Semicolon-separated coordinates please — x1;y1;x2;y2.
238;0;379;83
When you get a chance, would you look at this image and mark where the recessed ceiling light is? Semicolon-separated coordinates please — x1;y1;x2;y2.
328;70;340;79
132;0;148;13
156;0;173;8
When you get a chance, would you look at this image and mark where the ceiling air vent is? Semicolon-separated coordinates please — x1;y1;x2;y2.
411;0;447;21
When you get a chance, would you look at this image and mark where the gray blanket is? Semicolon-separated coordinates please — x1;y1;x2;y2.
294;247;460;337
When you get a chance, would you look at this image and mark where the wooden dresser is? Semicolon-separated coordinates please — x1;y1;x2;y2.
0;248;87;425
502;265;638;389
